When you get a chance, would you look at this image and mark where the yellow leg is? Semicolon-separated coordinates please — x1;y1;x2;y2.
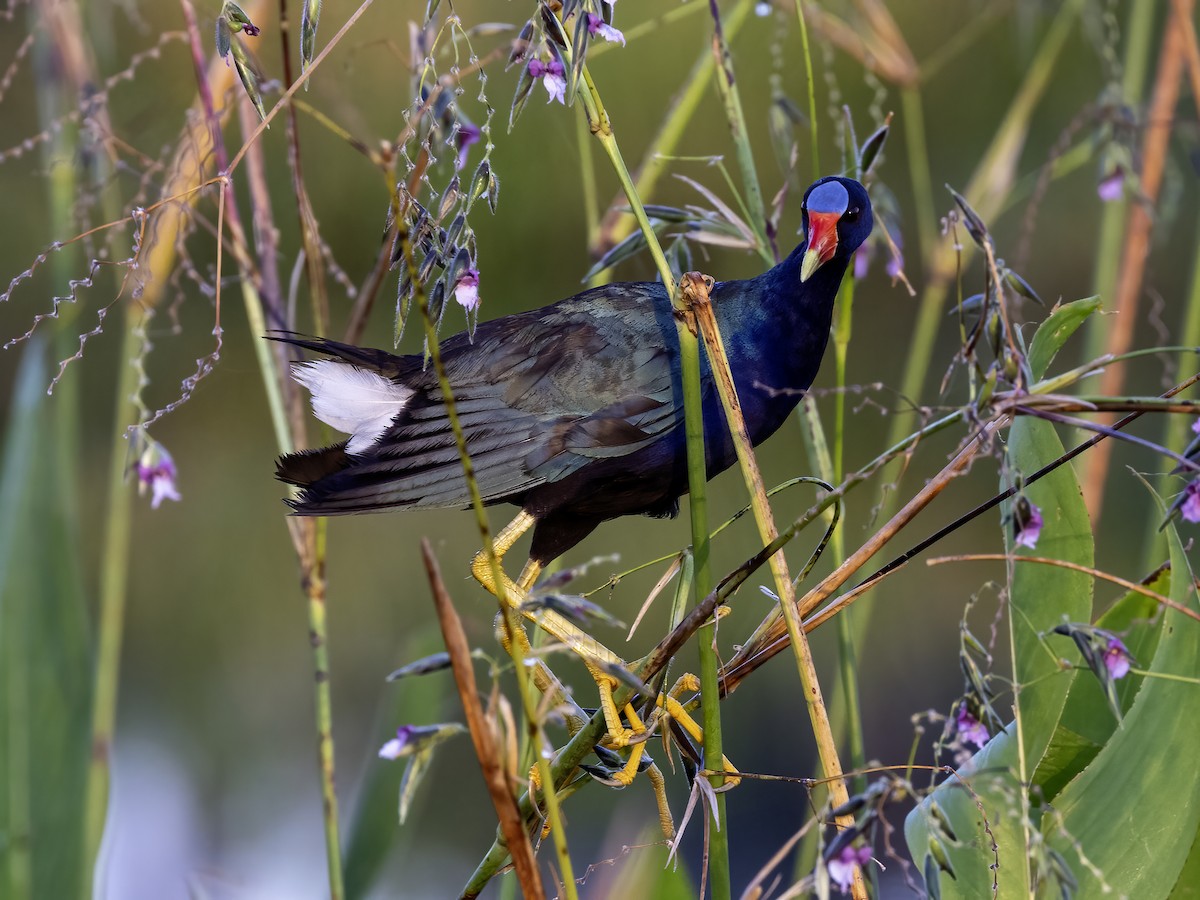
471;510;537;599
472;513;717;809
657;675;742;788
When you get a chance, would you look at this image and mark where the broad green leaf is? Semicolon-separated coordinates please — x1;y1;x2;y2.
0;339;91;900
905;410;1093;897
904;729;1029;899
1026;296;1102;380
1005;416;1093;771
1044;571;1164;758
1045;498;1200;896
1168;826;1200;899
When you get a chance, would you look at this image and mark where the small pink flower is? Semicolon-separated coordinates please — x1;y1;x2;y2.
885;246;904;281
828;844;873;894
1013;499;1043;549
1097;166;1125;202
955;704;989;749
136;441;181;509
528;58;566;104
454;121;481;171
454;268;480;311
852;244;871;280
378;725;418;760
586;13;625;45
1102;638;1132;680
1182;481;1200;524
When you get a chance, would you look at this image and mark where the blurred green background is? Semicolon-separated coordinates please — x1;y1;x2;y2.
0;0;1194;897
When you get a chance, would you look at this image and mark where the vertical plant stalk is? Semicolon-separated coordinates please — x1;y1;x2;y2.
1080;0;1190;520
576;61;734;897
708;0;767;246
181;4;348;897
685;276;865;899
37;0;144;890
594;0;754;255
420;541;545;900
574;64;730;899
276;0;330;337
576;104;600;269
80;318;140;896
827;276;866;786
794;0;820;176
400;234;577;897
1;341;46;900
1080;0;1159;369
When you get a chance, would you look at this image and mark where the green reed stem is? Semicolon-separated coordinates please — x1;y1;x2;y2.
81;312;139;897
402;232;564;898
600;0;753;252
576;63;730;900
576;104;600;275
710;1;768;249
0;340;46;900
829;276;866;786
1081;0;1158;374
690;278;861;896
794;0;819;176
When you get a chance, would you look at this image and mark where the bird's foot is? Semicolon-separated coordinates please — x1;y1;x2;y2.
657;673;742;789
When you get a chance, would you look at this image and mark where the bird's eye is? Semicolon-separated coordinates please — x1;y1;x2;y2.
843;207;861;224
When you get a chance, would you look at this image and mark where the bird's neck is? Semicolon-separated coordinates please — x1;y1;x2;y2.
710;243;849;421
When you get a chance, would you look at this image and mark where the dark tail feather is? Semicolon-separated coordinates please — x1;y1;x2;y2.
276;443;351;487
266;332;411;377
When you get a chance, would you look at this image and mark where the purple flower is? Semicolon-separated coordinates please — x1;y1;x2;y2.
1097;166;1125;202
454;121;482;171
454;268;480;311
852;244;871;281
528;58;566;104
586;13;625;45
828;844;873;894
1102;638;1132;680
1192;418;1200;436
885;237;904;281
136;441;181;509
955;704;989;749
1013;499;1043;549
378;725;418;760
1182;481;1200;524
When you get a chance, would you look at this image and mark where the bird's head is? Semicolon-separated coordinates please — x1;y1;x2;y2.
798;177;873;283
